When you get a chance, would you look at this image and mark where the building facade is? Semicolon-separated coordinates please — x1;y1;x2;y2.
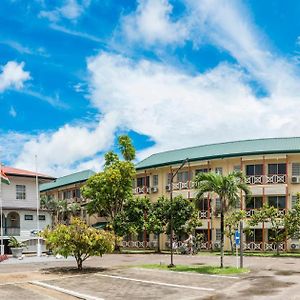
40;170;105;227
1;166;54;254
132;137;300;252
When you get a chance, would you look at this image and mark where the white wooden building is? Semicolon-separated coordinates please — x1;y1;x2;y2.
1;166;54;254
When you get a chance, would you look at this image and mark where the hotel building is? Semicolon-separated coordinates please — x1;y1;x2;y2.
132;137;300;252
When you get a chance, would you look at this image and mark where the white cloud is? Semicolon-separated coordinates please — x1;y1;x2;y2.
14;112;118;176
0;61;30;93
86;51;300;162
121;0;189;46
9;0;300;177
39;0;91;22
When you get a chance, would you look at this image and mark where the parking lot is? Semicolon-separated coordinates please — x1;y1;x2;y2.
1;253;300;299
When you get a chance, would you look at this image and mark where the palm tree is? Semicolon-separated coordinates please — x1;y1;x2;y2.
195;171;251;268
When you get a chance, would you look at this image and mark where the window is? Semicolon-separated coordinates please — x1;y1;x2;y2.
216;229;221;241
233;165;241;172
16;185;26;200
39;215;46;221
292;163;300;176
75;189;81;198
268;163;286;175
195;168;210;175
177;171;191;182
292;196;298;209
197;198;209;211
137;176;149;187
246;164;263;176
153;175;159;187
246;197;263;209
25;215;33;220
63;190;71;199
246;229;262;242
268;196;286;209
215;167;223;175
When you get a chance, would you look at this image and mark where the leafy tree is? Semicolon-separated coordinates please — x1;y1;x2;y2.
82;135;136;249
146;197;169;252
285;193;300;239
42;218;115;270
225;210;246;254
248;204;286;255
113;196;151;238
146;196;201;251
195;171;250;268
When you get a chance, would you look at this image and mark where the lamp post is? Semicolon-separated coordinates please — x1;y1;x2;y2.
168;158;189;268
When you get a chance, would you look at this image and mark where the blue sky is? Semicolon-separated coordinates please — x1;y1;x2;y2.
1;0;300;176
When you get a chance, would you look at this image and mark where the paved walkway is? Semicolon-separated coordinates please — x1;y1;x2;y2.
1;253;300;299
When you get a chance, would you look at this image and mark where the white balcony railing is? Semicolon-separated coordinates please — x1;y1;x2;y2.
133;187;150;194
246;174;286;185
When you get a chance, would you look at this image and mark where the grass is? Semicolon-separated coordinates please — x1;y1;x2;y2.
139;264;249;275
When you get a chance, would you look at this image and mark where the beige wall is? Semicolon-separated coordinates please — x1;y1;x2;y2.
134;153;300;251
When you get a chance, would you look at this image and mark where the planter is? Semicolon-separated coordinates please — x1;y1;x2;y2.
11;247;23;258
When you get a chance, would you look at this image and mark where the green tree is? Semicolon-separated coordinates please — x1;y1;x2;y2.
82;135;136;249
113;196;151;238
195;171;250;268
225;210;246;254
248;204;286;255
285;193;300;239
42;218;115;270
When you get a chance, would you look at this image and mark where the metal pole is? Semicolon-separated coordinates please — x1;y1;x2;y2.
35;155;41;257
169;171;174;267
0;163;4;255
240;220;243;268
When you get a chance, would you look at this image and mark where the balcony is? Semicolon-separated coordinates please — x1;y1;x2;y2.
246;174;286;185
133;186;150;195
198;210;209;219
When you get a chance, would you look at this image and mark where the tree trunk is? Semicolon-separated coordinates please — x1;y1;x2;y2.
114;236;120;252
76;256;83;271
276;241;280;256
220;203;224;268
156;234;161;253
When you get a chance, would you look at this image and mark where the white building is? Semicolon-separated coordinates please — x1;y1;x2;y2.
1;166;54;254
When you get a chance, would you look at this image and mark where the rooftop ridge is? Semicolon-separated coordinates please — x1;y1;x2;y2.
147;136;300;157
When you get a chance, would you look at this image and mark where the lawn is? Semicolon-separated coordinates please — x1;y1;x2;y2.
139;264;249;275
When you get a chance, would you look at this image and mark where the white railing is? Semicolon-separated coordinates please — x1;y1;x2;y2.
266;174;286;184
264;242;285;251
133;187;150;194
244;242;262;251
122;240;158;248
245;209;256;217
198;210;208;219
246;175;263;185
166;181;200;191
246;174;286;185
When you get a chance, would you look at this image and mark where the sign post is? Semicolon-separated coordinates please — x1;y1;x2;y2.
235;230;240;269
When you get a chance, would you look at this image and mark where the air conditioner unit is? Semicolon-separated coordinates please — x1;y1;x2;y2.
165;185;170;191
291;176;300;184
151;187;158;193
291;243;299;250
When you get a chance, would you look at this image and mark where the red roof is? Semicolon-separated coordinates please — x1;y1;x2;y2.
2;166;55;180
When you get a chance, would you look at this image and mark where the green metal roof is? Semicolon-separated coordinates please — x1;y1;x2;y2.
40;169;95;192
136;137;300;170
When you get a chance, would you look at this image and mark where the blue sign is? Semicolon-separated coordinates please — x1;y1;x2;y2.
235;230;240;246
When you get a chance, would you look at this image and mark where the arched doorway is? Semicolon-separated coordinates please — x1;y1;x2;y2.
6;212;20;236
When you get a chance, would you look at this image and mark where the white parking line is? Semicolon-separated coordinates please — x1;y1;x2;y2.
133;267;240;279
30;281;104;300
95;273;215;291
